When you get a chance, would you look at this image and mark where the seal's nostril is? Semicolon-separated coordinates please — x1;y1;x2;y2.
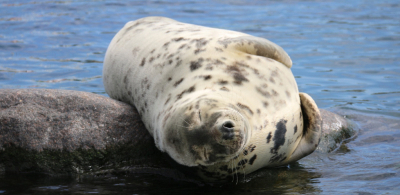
222;121;234;129
221;121;235;140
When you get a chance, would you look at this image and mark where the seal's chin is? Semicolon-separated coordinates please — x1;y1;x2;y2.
163;101;249;167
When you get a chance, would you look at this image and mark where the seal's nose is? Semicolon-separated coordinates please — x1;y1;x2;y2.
220;121;235;140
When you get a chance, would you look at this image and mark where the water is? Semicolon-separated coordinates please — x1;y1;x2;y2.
0;0;399;194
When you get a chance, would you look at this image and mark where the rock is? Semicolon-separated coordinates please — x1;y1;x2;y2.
0;89;170;175
0;89;357;177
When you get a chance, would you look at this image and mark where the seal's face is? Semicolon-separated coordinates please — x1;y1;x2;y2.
163;98;249;166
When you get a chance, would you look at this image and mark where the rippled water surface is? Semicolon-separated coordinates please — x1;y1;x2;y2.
1;0;399;194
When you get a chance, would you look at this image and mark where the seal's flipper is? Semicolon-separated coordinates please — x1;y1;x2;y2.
219;36;292;68
286;92;322;163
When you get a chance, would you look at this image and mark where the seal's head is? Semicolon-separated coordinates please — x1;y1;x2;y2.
160;97;250;167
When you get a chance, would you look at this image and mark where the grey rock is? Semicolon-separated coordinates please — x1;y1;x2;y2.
0;89;171;175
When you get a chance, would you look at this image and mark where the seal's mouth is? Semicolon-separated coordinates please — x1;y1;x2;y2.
163;101;249;167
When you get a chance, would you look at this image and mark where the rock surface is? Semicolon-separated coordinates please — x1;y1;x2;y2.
0;89;357;177
0;89;170;175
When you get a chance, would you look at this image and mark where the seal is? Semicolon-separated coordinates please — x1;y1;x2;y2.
103;16;322;179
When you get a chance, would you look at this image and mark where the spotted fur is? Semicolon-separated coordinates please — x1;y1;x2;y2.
103;17;322;180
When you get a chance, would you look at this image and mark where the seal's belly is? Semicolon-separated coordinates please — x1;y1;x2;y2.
103;17;321;180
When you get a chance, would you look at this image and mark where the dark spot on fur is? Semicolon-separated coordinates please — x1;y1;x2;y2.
269;153;286;163
272;89;279;96
140;58;146;66
249;155;257;165
266;132;272;143
168;59;173;64
164;95;171;105
263;101;269;108
270;120;287;154
256;87;271;98
187;86;195;93
215;47;223;52
176;85;196;100
204;75;212;80
127;91;132;96
173;78;184;87
226;65;249;85
246;56;252;60
176;59;182;67
168;77;172;82
190;58;204;71
179;44;187;49
132;48;139;56
218;80;228;85
194;48;206;54
237;103;253;115
167;54;174;59
150;49;155;53
163;41;170;48
243;150;248;156
269;77;275;83
286;91;291;98
172;37;186;42
233;74;248;85
220;87;230;91
249;144;256;152
124;25;135;32
214;59;224;65
191;38;208;48
261;83;268;88
257;109;261;114
294;125;298;134
149;57;154;63
238;159;248;166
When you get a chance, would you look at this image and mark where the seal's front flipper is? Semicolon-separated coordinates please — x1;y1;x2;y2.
286;92;322;163
219;36;292;68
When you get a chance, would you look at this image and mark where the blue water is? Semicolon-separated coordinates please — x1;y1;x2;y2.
1;0;399;194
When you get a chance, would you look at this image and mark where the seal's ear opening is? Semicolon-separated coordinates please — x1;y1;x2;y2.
287;92;322;163
221;36;292;68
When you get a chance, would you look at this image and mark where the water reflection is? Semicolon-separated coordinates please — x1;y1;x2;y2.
0;164;324;194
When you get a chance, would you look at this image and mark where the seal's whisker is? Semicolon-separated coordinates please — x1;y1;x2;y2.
177;116;190;127
239;156;246;183
183;119;190;126
234;157;239;185
230;159;235;183
204;147;208;161
198;110;201;121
